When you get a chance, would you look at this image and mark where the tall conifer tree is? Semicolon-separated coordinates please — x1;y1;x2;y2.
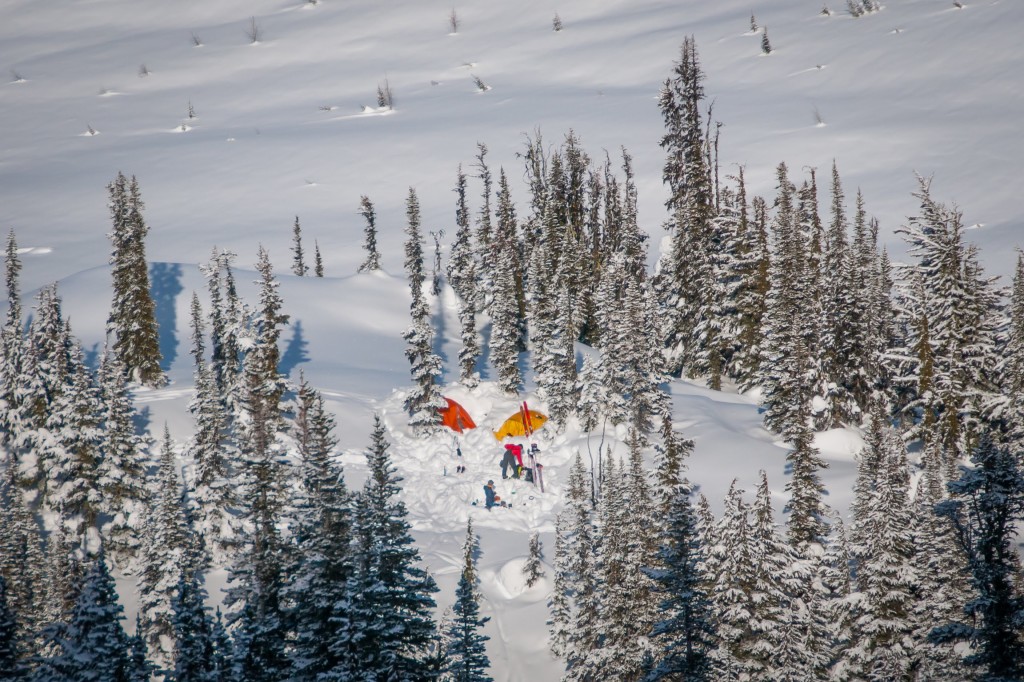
106;172;164;386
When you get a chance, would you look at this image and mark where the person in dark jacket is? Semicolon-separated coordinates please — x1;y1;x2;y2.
484;480;496;510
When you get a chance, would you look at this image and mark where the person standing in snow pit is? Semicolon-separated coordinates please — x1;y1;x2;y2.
500;443;524;479
484;480;497;510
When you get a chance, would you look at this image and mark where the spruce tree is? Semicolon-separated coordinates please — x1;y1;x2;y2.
892;176;1000;463
401;187;445;429
0;228;25;452
448;167;482;387
523;532;545;588
489;169;525;394
287;377;353;681
0;575;21;679
357;196;382;272
931;434;1024;680
644;486;717;681
169;560;217;682
758;163;816;442
313;240;324;277
42;342;104;544
556;453;600;673
96;350;149;565
846;412;918;680
473;144;496;303
127;615;156;682
656;36;716;378
185;292;238;562
136;426;193;670
345;415;439;678
705;482;758;678
291;216;308;276
33;552;133;682
445;521;492;682
106;171;164;387
784;429;830;549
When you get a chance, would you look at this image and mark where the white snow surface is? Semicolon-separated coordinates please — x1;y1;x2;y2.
3;0;1023;680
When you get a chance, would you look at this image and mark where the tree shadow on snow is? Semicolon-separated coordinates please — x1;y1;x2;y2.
430;293;450;384
278;319;310;378
149;263;183;372
477;320;492;381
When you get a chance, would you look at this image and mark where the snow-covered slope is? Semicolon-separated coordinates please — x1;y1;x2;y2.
4;0;1023;679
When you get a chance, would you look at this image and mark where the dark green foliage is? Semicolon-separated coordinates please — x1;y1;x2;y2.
33;552;133;682
0;576;21;679
644;487;717;681
490;170;525;394
931;435;1024;680
357;196;382;272
345;415;439;678
401;188;445;428
446;522;491;682
783;430;829;549
106;172;164;387
169;564;217;682
291;216;308;276
287;377;354;681
313;240;324;277
523;532;545;588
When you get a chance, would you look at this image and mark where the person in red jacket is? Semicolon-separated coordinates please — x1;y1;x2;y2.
500;443;524;479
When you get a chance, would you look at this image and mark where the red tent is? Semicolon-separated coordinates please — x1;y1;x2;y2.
439;397;477;433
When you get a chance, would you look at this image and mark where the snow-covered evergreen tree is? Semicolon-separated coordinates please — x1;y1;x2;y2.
136;426;194;670
33;552;134;682
910;442;973;680
0;575;22;679
784;429;830;550
184;292;238;562
448;166;482;387
523;532;545;588
291;216;308;276
401;187;445;429
489;170;525;395
655;37;715;379
286;377;353;682
891;176;1000;463
106;171;164;387
445;521;491;682
474;144;496;303
169;557;217;682
0;483;46;661
0;228;26;455
96;350;149;565
931;433;1024;680
846;412;918;680
557;453;600;675
345;415;439;678
644;485;718;681
757;163;818;442
652;412;693;516
357;195;382;273
42;342;104;545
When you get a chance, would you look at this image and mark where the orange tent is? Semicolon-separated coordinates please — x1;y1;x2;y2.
439;397;477;433
493;410;548;440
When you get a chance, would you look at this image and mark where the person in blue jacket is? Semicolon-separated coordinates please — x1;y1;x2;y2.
484;480;496;510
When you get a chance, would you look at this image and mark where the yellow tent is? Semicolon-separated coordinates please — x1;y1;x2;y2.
493;410;548;440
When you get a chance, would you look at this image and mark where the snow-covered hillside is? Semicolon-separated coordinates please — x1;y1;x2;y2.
3;0;1023;679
